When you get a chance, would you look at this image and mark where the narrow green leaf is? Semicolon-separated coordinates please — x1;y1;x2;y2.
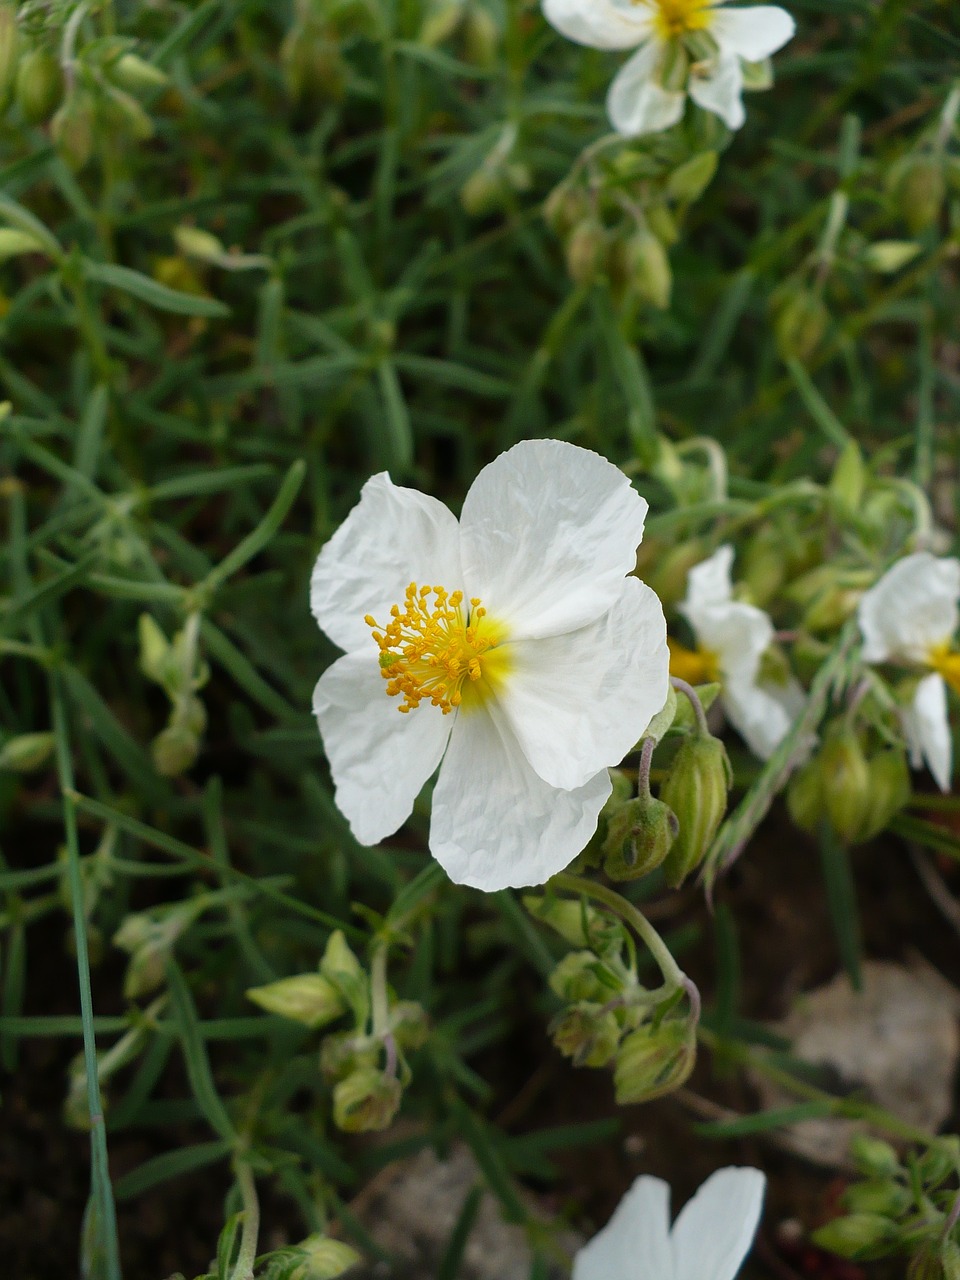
818;822;863;992
81;260;230;318
113;1140;232;1201
165;961;237;1142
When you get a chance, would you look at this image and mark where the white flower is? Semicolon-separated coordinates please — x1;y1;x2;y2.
573;1166;766;1280
857;552;960;792
671;545;804;760
310;439;669;892
542;0;795;137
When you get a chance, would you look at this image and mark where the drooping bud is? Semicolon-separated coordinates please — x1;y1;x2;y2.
787;755;824;837
602;794;679;881
102;85;154;142
0;731;55;772
15;46;64;124
522;893;623;953
51;91;96;170
319;1031;378;1084
111;53;169;95
288;1235;362;1280
550;1002;621;1068
849;1134;900;1180
624;229;672;310
152;718;201;777
565;219;607;286
614;1018;695;1104
658;733;732;887
859;747;911;842
811;1213;897;1260
774;287;829;363
828;439;866;519
821;725;871;845
138;613;174;687
548;951;618;1004
333;1066;402;1133
543;183;588;238
460;167;507;217
246;973;346;1029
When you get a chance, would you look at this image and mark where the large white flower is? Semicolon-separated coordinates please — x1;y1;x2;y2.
857;552;960;793
542;0;795;136
573;1166;766;1280
670;544;804;760
310;439;669;892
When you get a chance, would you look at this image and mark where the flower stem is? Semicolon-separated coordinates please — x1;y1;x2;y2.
670;676;709;736
637;736;655;799
229;1158;260;1280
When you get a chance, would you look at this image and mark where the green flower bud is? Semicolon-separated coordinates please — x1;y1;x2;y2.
111;53;168;95
602;794;679;881
917;1136;960;1187
550;1002;621;1068
666;151;717;202
658;733;732;887
644;202;679;246
320;1031;377;1084
152;723;200;776
0;731;55;772
543;183;588;238
565;220;607;286
320;930;368;1025
614;1018;695;1104
333;1066;402;1133
889;155;945;236
842;1179;910;1218
742;529;787;608
281;23;346;105
811;1213;897;1260
774;288;829;363
288;1235;362;1280
103;85;154;141
821;725;871;845
859;748;911;841
15;46;64;124
863;240;921;273
460;167;507;216
246;973;346;1029
114;910;191;1000
461;7;498;67
849;1134;900;1179
522;894;622;953
51;91;96;170
389;999;430;1052
173;225;225;262
624;229;672;310
0;4;20;113
828;439;866;519
549;951;619;1004
138;613;174;687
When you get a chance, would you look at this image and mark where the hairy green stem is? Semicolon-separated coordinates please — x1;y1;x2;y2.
229;1159;260;1280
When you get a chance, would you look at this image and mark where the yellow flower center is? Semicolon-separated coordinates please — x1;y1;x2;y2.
668;637;720;685
928;642;960;698
646;0;713;40
365;583;510;715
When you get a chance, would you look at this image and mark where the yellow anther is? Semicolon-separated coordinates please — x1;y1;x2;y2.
644;0;713;39
668;637;721;686
929;643;960;698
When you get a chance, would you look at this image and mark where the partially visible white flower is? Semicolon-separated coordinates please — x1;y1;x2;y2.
573;1166;766;1280
857;552;960;792
310;439;669;892
670;545;804;760
542;0;795;137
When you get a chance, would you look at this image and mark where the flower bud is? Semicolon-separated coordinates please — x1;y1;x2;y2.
320;930;367;1017
658;733;732;887
565;219;607;286
390;999;430;1052
103;85;154;141
0;4;20;112
15;46;63;124
522;894;622;953
138;613;174;687
114;911;190;1000
842;1179;910;1218
281;22;346;105
549;951;617;1004
624;229;672;310
774;288;829;363
602;794;679;881
666;151;717;202
742;528;787;607
849;1134;900;1180
246;973;346;1029
320;1030;378;1084
152;722;200;776
288;1235;362;1280
614;1018;695;1104
51;91;96;170
811;1213;897;1260
889;155;945;235
821;725;871;845
461;6;498;66
645;202;678;246
550;1002;621;1068
333;1066;402;1133
173;225;225;262
0;731;55;772
917;1136;960;1187
859;748;910;842
111;53;168;95
543;183;588;238
460;167;507;216
863;240;921;273
828;439;866;519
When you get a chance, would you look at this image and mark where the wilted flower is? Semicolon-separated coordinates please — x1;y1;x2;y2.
542;0;795;137
858;551;960;792
669;545;805;760
310;439;669;891
573;1166;766;1280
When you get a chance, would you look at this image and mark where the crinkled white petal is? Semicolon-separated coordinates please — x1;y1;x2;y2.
429;708;611;890
573;1176;674;1280
313;653;452;846
687;600;774;692
672;1168;766;1280
458;439;649;640
723;672;804;761
682;545;735;619
310;472;463;654
607;40;687;137
688;53;746;129
542;0;653;50
858;553;960;665
496;578;668;790
710;5;796;60
902;672;952;793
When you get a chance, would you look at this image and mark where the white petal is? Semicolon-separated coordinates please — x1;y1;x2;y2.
607;41;687;137
687;600;774;692
313;653;452;845
542;0;653;50
688;53;746;129
574;1176;674;1280
496;578;669;790
458;439;650;639
310;472;463;654
902;673;953;793
710;6;796;60
858;553;960;665
723;673;803;761
672;1168;766;1280
682;545;735;618
429;708;611;890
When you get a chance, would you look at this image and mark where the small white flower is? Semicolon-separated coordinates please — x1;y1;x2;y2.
670;545;804;760
857;551;960;792
542;0;795;137
310;439;669;892
573;1166;766;1280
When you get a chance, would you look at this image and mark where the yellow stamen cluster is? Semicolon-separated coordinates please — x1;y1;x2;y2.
668;637;720;685
365;583;498;715
929;642;960;698
647;0;713;39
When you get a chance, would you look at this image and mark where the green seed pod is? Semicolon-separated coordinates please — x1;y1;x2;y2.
821;726;871;845
246;973;346;1029
811;1213;897;1261
774;287;829;363
658;733;732;887
602;794;679;881
614;1018;695;1104
15;46;64;124
333;1066;402;1133
786;754;824;837
550;1002;621;1068
319;1031;378;1084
